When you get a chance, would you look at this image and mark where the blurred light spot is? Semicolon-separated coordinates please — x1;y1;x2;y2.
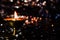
17;0;20;4
2;30;4;33
45;10;49;14
37;4;40;6
32;2;36;6
57;14;60;16
55;14;60;19
36;0;39;2
26;16;28;19
51;24;54;27
55;16;58;19
10;28;13;32
5;37;9;40
14;6;20;9
9;22;13;26
19;32;22;35
31;20;34;24
0;10;4;13
10;0;13;2
0;37;4;39
23;23;26;25
21;0;24;1
24;4;29;6
42;1;46;6
10;15;14;18
24;0;28;3
25;20;30;24
16;34;18;37
0;24;3;26
40;17;42;20
18;29;21;32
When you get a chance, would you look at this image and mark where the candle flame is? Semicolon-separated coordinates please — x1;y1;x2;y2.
14;11;19;18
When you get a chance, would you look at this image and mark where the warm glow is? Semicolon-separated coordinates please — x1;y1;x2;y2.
17;0;20;4
36;0;39;2
51;24;54;27
10;0;13;2
31;18;34;21
14;11;19;18
20;15;25;18
24;0;28;3
26;16;28;19
33;17;36;21
4;11;26;21
42;1;46;6
32;2;35;5
31;20;34;24
40;17;42;20
14;6;20;9
13;28;16;36
25;20;30;24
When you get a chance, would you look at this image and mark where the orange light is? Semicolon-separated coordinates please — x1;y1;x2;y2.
32;2;36;6
31;20;34;24
4;11;26;21
26;16;28;19
35;19;37;22
17;0;20;4
33;17;36;20
31;18;34;21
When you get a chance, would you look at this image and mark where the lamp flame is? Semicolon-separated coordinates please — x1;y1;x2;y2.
14;11;19;18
